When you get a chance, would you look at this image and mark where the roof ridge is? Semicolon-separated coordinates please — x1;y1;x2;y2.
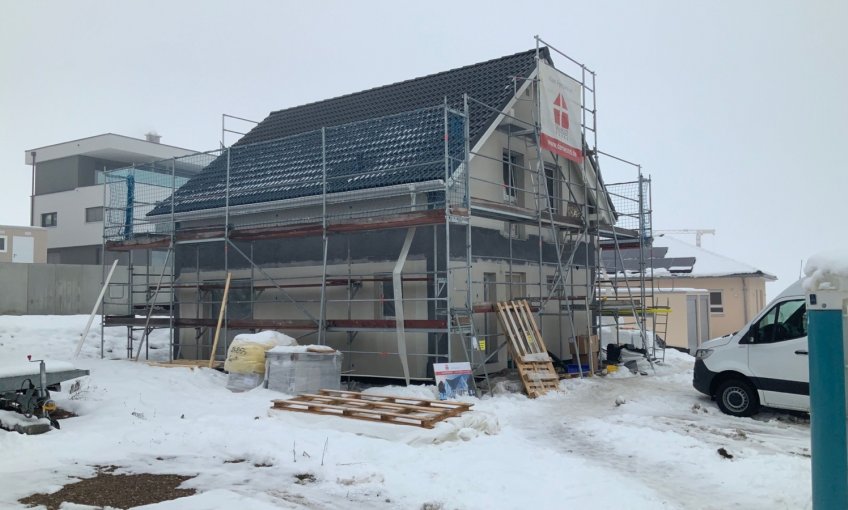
267;47;547;117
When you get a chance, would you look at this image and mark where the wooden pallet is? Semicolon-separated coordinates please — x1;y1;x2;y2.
146;360;224;369
271;389;473;429
495;300;560;398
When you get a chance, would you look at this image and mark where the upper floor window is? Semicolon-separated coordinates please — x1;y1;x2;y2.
502;150;523;203
41;212;57;227
544;163;561;214
85;206;104;223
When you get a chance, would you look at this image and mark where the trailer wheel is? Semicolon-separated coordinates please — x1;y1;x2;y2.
716;378;760;417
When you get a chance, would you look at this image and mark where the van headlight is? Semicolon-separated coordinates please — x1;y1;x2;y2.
694;348;713;360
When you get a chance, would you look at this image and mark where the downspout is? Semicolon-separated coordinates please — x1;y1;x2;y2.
30;151;37;226
393;226;416;386
741;276;749;322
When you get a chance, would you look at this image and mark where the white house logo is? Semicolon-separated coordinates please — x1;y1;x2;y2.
553;93;569;130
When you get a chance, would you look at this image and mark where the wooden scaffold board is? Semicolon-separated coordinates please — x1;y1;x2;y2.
495;299;560;398
271;389;473;429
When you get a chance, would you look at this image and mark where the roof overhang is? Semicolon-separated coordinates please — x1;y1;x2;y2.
26;133;196;165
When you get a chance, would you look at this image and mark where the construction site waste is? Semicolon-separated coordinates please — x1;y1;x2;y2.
265;346;342;396
225;331;297;392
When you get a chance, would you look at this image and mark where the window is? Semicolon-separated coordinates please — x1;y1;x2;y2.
709;291;723;313
376;276;401;319
41;212;57;227
0;235;6;252
506;272;526;301
544;164;560;214
748;299;807;343
502;150;523;203
85;206;103;223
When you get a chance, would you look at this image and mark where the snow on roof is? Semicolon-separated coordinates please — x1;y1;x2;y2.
652;236;776;280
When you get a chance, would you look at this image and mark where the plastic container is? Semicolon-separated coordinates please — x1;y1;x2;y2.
265;347;342;395
565;363;591;374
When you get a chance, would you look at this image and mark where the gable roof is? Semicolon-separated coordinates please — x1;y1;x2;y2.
236;47;548;150
149;48;547;216
602;235;777;279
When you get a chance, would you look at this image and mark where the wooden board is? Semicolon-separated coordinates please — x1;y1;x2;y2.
271;389;473;429
495;300;560;398
146;360;224;369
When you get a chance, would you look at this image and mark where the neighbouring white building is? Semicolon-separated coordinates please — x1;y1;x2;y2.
26;133;197;264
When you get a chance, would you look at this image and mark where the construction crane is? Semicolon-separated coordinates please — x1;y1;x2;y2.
654;229;716;247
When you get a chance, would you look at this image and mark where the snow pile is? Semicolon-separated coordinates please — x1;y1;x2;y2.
803;250;848;291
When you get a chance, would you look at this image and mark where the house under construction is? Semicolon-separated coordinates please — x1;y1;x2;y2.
100;41;654;385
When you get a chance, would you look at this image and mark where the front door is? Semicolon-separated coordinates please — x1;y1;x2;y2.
745;298;809;410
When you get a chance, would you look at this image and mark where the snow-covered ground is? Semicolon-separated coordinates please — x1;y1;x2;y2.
0;316;811;509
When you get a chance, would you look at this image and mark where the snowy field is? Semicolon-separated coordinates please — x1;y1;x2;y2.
0;316;811;509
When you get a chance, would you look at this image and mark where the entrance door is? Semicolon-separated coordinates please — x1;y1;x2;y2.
745;298;809;410
686;295;699;353
12;236;34;263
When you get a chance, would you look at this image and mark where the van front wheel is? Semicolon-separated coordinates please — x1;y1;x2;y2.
716;378;760;417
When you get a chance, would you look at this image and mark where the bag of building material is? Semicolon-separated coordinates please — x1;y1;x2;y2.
225;331;297;392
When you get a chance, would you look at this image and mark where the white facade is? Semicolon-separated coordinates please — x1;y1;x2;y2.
26;133;197;264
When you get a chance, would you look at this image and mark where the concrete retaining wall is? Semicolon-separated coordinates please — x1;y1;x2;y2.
0;262;128;315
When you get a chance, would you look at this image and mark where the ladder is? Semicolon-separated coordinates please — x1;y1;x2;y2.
451;307;486;395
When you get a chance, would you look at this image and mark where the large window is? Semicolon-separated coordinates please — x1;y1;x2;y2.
0;235;6;252
709;290;724;313
85;206;103;223
41;212;57;227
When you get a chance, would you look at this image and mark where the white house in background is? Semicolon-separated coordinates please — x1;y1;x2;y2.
0;225;47;263
25;133;197;264
603;235;776;352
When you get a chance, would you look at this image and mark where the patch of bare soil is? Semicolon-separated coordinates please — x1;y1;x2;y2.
19;469;195;510
49;408;77;420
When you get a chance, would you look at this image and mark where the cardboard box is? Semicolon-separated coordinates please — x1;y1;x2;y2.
571;335;599;373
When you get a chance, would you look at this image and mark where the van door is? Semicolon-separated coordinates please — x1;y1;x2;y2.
745;298;809;410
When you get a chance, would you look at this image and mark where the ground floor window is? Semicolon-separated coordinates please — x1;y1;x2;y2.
709;290;723;313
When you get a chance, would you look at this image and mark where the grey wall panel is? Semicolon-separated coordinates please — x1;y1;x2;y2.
26;263;56;314
0;262;125;315
0;263;29;314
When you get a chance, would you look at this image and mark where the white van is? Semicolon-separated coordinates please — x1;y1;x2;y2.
693;280;808;416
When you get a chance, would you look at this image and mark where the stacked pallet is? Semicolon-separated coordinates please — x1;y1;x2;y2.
495;300;560;398
271;389;472;429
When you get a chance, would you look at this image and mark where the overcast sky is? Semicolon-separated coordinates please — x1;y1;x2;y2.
1;1;846;297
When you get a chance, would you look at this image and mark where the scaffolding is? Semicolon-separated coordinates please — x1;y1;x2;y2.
100;41;653;387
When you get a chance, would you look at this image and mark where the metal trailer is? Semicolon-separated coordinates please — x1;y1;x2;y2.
0;359;89;431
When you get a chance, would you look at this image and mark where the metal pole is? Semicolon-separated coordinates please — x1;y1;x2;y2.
319;127;329;345
170;157;176;361
807;284;848;510
443;99;452;362
223;148;231;358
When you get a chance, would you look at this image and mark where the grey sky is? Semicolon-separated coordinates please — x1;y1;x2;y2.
1;1;846;297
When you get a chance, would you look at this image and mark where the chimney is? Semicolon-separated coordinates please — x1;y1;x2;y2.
145;132;161;144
